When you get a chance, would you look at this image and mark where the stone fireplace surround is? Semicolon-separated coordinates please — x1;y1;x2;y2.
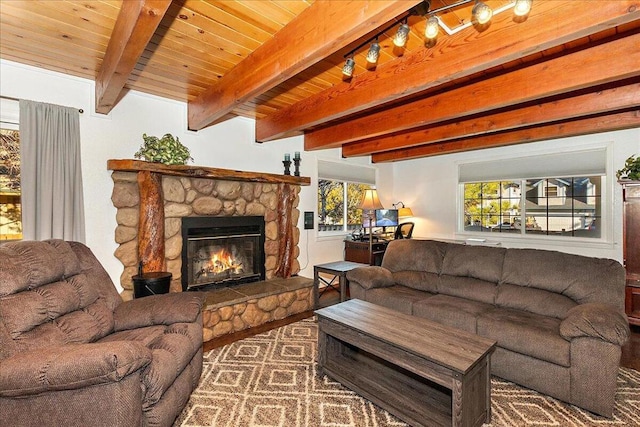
108;159;312;340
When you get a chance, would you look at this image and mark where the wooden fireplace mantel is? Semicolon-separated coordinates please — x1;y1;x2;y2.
107;159;310;186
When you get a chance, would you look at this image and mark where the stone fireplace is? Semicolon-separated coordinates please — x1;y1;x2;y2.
108;159;310;300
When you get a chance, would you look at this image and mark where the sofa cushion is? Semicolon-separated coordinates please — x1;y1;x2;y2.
364;286;435;315
0;275;113;346
441;244;506;283
45;239;82;279
412;295;492;333
99;321;203;407
438;275;497;304
495;283;577;319
99;325;167;347
0;241;72;297
68;241;122;312
477;308;570;367
381;239;446;273
143;322;203;406
0;245;30;296
500;248;626;309
346;266;394;290
392;271;439;293
490;347;571;404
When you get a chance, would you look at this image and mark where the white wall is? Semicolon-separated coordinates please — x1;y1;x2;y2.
0;59;392;290
391;129;640;261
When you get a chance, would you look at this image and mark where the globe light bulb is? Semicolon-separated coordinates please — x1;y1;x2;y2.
514;0;532;17
366;42;380;64
342;58;355;77
472;1;493;25
393;23;410;47
425;16;439;39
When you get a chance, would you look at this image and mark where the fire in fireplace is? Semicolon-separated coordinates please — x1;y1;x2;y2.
181;216;265;291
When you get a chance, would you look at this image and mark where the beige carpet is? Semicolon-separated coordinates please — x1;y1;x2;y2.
175;318;640;427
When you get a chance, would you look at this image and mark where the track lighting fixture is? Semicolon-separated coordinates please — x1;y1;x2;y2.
514;0;532;17
366;41;380;64
337;0;533;76
342;57;355;77
393;21;410;47
472;1;493;25
425;16;439;39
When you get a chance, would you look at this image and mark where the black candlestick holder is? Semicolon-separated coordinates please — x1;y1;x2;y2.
283;160;292;175
293;158;301;176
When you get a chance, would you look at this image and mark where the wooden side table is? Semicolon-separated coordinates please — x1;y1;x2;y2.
313;261;367;308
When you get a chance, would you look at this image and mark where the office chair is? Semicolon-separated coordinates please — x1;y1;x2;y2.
394;222;415;239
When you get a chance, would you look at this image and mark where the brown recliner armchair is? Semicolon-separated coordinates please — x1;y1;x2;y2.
0;240;204;427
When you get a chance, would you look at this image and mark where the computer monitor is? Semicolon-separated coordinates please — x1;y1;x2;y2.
375;209;399;227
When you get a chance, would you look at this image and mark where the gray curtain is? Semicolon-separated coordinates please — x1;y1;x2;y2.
19;100;85;242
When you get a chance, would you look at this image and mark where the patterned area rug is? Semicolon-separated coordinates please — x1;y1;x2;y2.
175;318;640;427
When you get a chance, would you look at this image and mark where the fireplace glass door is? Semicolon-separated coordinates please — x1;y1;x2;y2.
182;216;265;291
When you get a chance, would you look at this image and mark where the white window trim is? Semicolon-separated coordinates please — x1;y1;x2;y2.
316;158;378;239
455;141;615;249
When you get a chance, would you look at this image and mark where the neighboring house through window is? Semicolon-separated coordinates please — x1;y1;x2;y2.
459;147;608;241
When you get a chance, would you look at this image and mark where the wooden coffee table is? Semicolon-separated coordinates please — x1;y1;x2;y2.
315;299;496;427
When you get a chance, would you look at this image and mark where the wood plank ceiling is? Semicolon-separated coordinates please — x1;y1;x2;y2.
1;0;639;162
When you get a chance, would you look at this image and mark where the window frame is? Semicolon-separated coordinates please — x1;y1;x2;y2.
461;176;604;239
456;144;614;248
317;179;373;237
316;159;377;239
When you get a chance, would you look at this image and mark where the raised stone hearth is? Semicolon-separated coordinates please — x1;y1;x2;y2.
201;276;313;341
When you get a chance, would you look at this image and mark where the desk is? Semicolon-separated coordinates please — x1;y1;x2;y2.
344;239;388;265
313;261;367;308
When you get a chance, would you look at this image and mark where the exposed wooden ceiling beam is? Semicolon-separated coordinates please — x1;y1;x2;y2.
257;0;640;142
372;110;640;162
95;0;172;114
187;0;422;131
305;31;640;150
342;82;640;157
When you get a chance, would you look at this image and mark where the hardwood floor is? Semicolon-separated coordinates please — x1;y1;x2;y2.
203;289;640;371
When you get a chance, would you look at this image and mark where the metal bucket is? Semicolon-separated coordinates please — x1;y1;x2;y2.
132;272;172;298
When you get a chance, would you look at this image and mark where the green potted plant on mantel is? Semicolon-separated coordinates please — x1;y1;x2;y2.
616;154;640;182
134;133;193;165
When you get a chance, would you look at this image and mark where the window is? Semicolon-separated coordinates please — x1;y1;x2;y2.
0;129;22;241
318;180;371;232
459;148;607;241
463;177;601;238
463;181;521;234
317;159;376;234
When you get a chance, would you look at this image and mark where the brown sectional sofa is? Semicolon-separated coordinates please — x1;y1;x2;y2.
346;239;630;417
0;240;204;427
